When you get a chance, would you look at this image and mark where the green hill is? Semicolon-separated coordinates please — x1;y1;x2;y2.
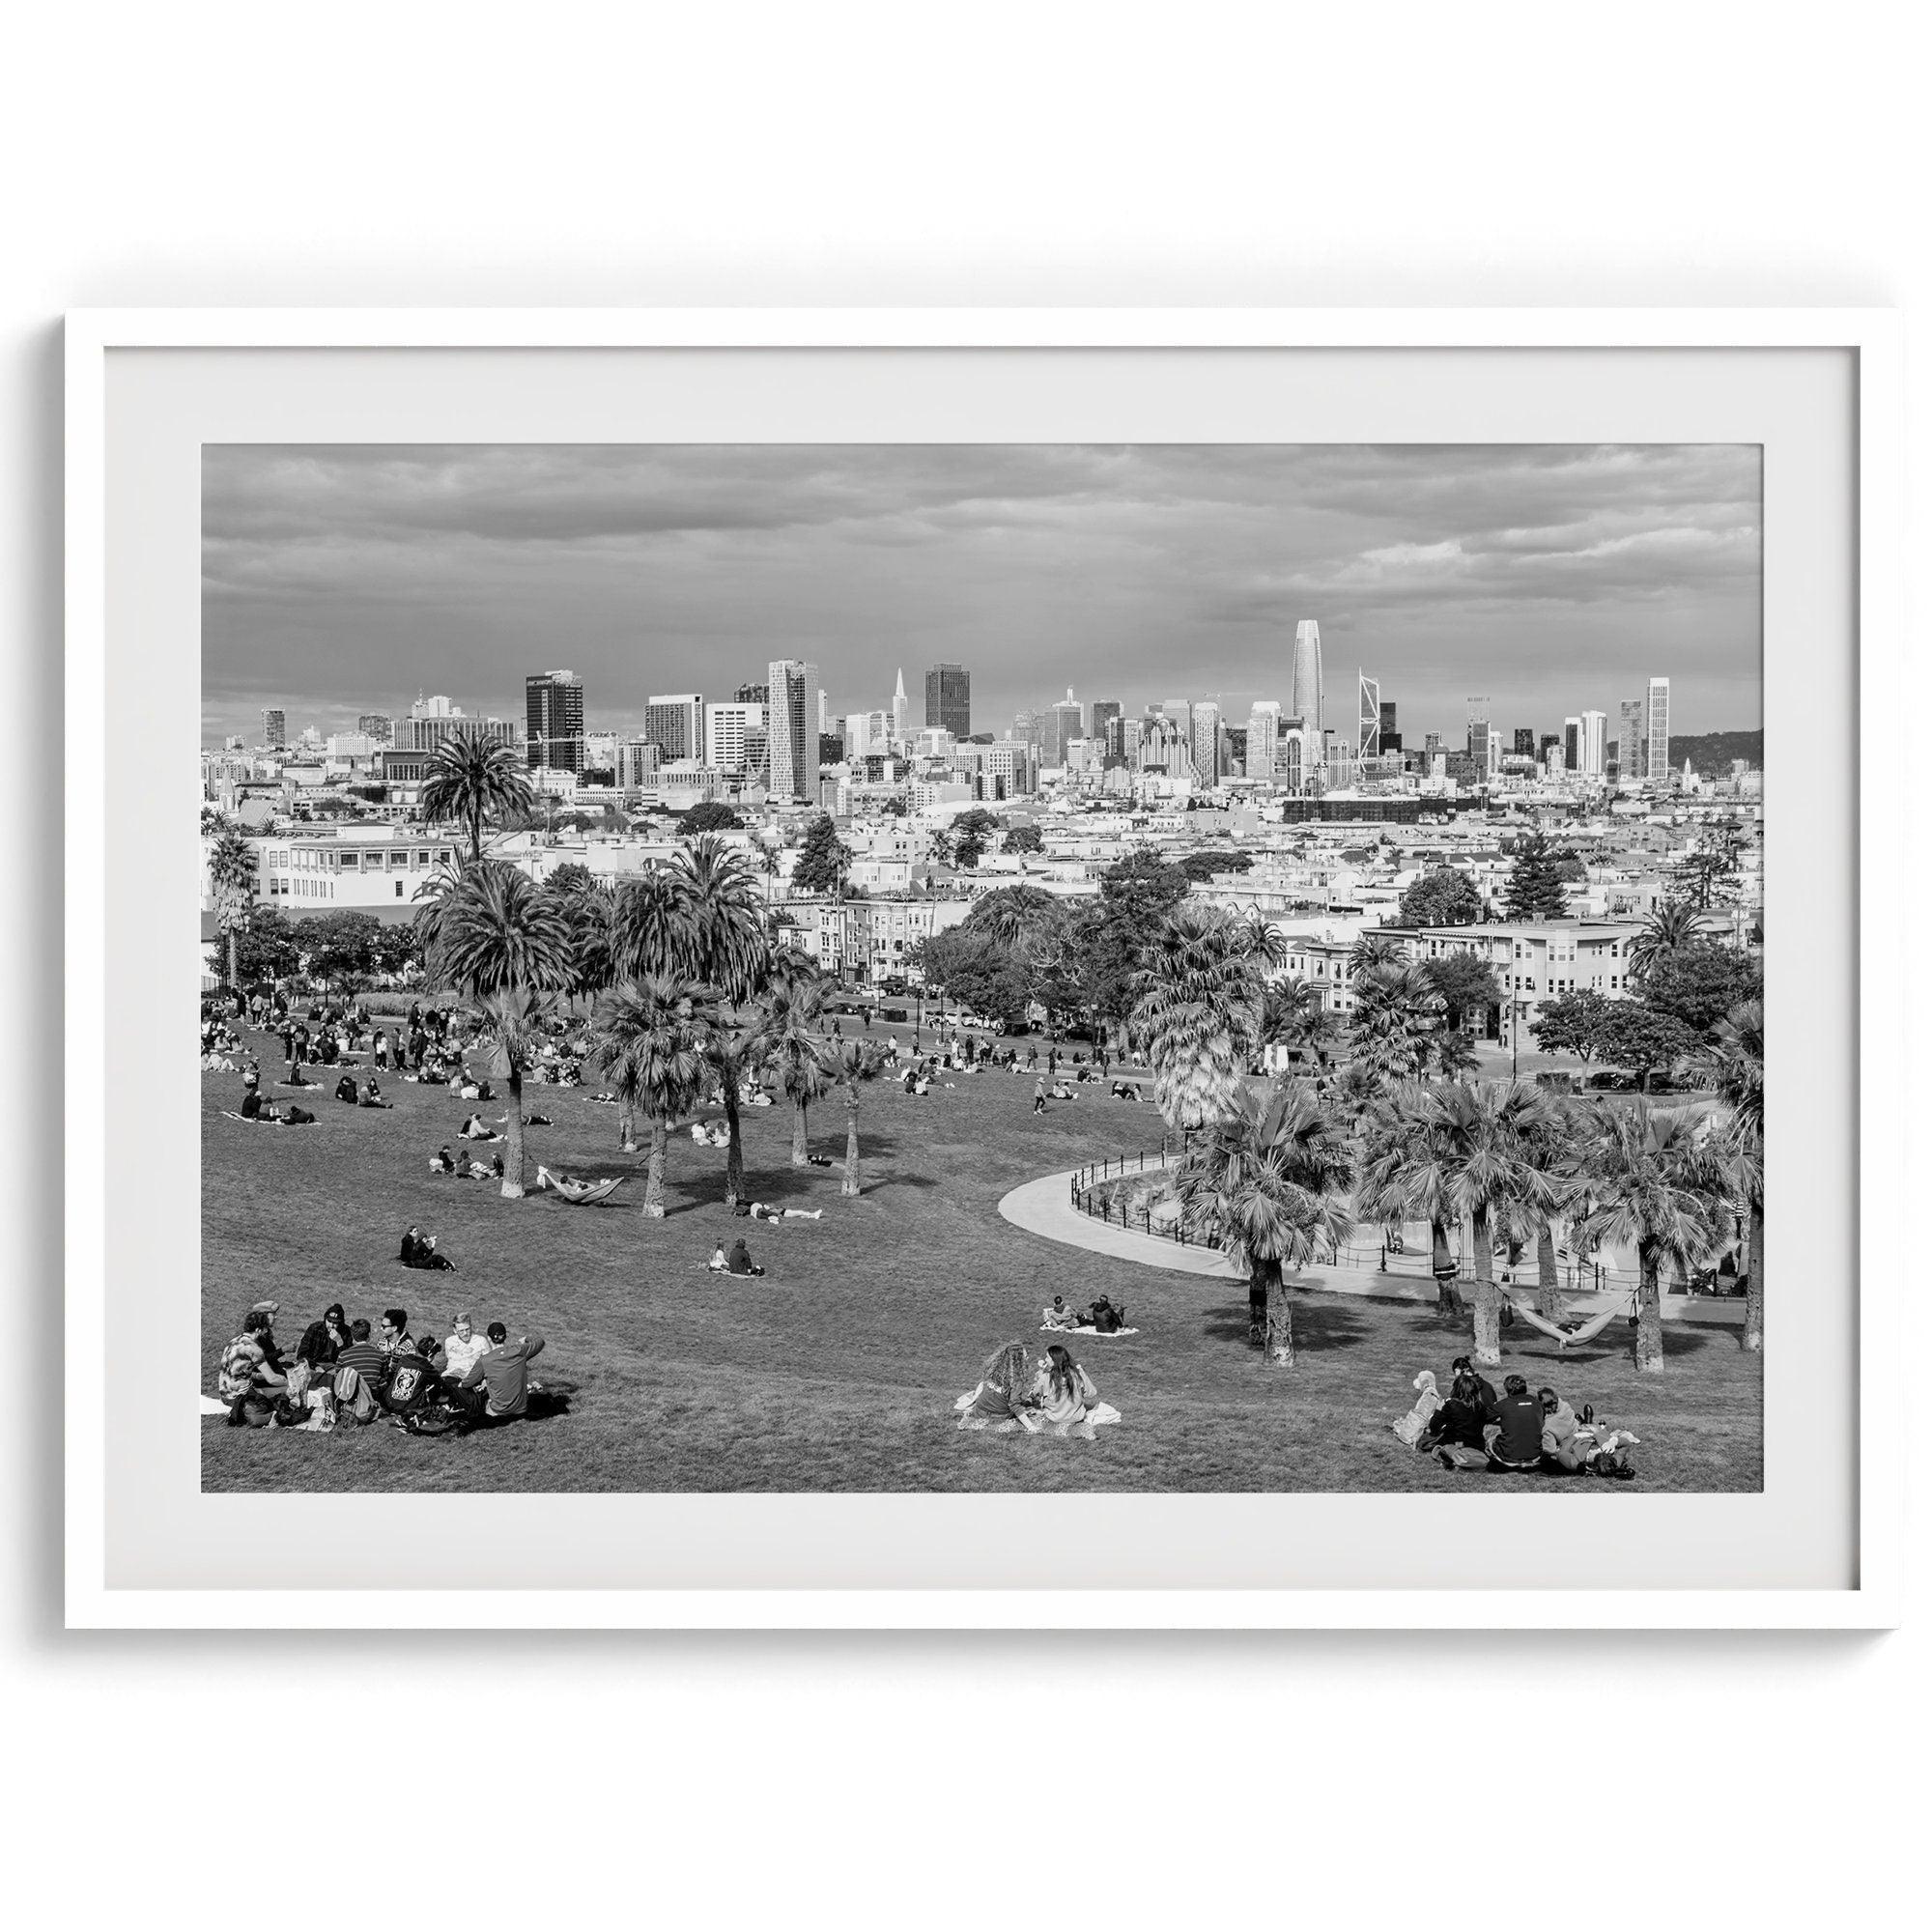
1667;728;1762;776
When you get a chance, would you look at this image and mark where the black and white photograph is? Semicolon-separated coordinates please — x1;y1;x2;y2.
197;440;1766;1495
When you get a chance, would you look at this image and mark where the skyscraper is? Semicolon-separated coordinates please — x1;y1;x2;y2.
1089;699;1122;753
766;660;821;801
1646;677;1670;781
1465;698;1491;773
1043;690;1085;765
1291;620;1323;737
705;699;765;773
891;668;910;748
1356;672;1381;757
525;670;585;773
1513;727;1536;757
1618;698;1644;781
1245;700;1282;781
356;713;393;747
262;708;286;750
644;693;705;764
923;663;971;739
1580;709;1607;777
1190;700;1222;783
1379;699;1401;753
1563;716;1581;771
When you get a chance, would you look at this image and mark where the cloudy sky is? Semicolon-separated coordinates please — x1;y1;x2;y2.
202;443;1760;748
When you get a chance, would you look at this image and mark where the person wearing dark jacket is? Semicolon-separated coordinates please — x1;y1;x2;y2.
1487;1376;1545;1470
1421;1371;1498;1468
296;1303;352;1369
1449;1356;1498;1413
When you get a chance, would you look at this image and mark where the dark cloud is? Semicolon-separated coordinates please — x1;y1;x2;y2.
202;443;1760;744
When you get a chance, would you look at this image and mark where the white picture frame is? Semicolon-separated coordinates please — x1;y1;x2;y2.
65;308;1903;1630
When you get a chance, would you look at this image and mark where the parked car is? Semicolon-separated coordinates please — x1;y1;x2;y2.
1586;1068;1636;1091
881;1006;909;1022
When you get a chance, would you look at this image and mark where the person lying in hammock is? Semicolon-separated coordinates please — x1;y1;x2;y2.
1498;1289;1626;1350
533;1165;626;1205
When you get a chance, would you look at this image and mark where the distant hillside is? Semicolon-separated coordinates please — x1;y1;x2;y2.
1667;729;1762;776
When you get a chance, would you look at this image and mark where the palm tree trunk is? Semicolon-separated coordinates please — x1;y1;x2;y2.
1260;1257;1294;1366
642;1118;668;1218
1634;1244;1664;1372
499;1064;526;1198
1742;1203;1763;1353
722;1081;745;1208
791;1100;810;1167
617;1096;638;1154
842;1089;862;1197
1536;1222;1560;1320
1431;1218;1458;1316
1471;1205;1501;1367
227;928;240;988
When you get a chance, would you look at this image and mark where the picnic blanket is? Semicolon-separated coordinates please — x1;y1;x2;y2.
1039;1324;1140;1338
199;1394;230;1416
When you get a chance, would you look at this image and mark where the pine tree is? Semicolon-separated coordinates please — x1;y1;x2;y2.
1504;831;1570;920
790;813;851;897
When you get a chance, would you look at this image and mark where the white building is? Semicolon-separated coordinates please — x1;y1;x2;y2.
706;700;766;774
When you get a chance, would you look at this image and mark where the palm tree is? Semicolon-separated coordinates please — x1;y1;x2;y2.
671;836;769;1000
542;870;616;1015
706;1014;765;1208
589;978;713;1217
1259;978;1331;1067
1709;997;1765;1352
208;828;257;989
1238;908;1288;969
610;866;690;983
758;975;841;1167
430;862;574;1197
1129;906;1264;1135
1350;932;1401;972
1356;1081;1463;1317
1574;1099;1731;1372
1431;1026;1479;1082
1348;959;1445;1083
1172;1080;1354;1366
420;729;536;864
1431;1080;1564;1367
1517;1094;1585;1321
1629;900;1708;981
833;1039;889;1197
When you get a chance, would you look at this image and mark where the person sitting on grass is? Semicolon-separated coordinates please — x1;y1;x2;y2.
1085;1295;1127;1334
377;1306;413;1355
749;1201;823;1222
1483;1374;1546;1473
1042;1294;1080;1330
453;1322;546;1427
217;1310;286;1426
296;1302;352;1371
331;1319;389;1424
440;1311;488;1385
954;1341;1039;1434
399;1225;456;1271
359;1076;392;1109
334;1072;360;1105
1448;1354;1497;1414
1419;1369;1498;1470
723;1237;763;1277
429;1145;458;1176
1030;1343;1119;1439
378;1336;445;1430
458;1112;500;1142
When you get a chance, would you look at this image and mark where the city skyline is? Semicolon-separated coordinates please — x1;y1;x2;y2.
203;442;1762;749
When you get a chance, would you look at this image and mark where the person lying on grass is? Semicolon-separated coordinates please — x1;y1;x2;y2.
748;1201;823;1221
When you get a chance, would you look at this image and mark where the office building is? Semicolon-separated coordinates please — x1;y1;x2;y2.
1646;676;1670;781
1619;698;1645;781
1292;620;1323;736
923;662;971;739
706;700;766;774
1190;699;1222;783
1042;691;1085;766
1580;709;1607;777
616;739;662;791
1357;672;1381;757
1514;727;1536;757
1245;700;1282;781
1089;699;1122;752
892;668;910;747
735;681;769;705
766;659;822;801
644;693;705;765
1379;699;1401;753
1489;728;1503;777
357;713;393;747
525;669;585;773
263;708;286;750
1465;699;1491;773
1563;716;1581;771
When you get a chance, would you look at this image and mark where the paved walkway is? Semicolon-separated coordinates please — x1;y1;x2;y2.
997;1166;1746;1324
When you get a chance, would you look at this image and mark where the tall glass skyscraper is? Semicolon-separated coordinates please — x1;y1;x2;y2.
1291;620;1323;734
766;659;821;801
1356;672;1381;757
1646;676;1670;781
525;669;585;772
1619;698;1644;780
923;663;971;739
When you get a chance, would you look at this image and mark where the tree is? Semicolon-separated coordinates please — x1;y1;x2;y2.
1431;1080;1565;1366
208;829;258;988
951;808;998;868
1639;940;1761;1039
1357;1081;1463;1317
1503;830;1571;920
1531;988;1615;1063
1097;849;1190;928
541;870;616;1009
757;974;842;1166
790;813;852;897
669;836;769;1001
1422;952;1502;1033
429;862;574;1197
1258;978;1332;1065
368;920;419;981
1000;823;1043;855
1347;960;1445;1082
590;978;713;1215
1708;997;1765;1352
963;885;1060;948
610;867;690;985
833;1039;888;1197
706;1014;765;1208
911;928;1029;1026
678;800;744;836
1176;849;1252;884
1591;1002;1701;1091
301;910;382;990
1629;900;1709;981
1237;909;1288;969
1172;1079;1354;1365
233;904;301;984
1397;867;1483;928
419;729;536;864
1129;906;1264;1133
1575;1101;1730;1371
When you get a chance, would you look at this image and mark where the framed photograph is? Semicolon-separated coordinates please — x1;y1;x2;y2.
65;309;1901;1629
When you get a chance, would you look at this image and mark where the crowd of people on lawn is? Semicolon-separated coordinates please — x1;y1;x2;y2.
1392;1354;1640;1478
214;1297;549;1435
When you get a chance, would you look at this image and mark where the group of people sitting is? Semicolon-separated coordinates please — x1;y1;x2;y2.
1041;1293;1130;1334
1392;1355;1639;1478
214;1299;548;1435
1107;1080;1147;1102
233;1066;315;1126
333;1071;393;1108
954;1339;1122;1440
707;1237;764;1277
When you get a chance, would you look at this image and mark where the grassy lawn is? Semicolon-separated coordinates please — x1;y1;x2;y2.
202;1021;1761;1493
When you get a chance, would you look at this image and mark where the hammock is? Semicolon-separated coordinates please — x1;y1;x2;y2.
534;1166;625;1205
1039;1325;1140;1338
1501;1291;1625;1350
